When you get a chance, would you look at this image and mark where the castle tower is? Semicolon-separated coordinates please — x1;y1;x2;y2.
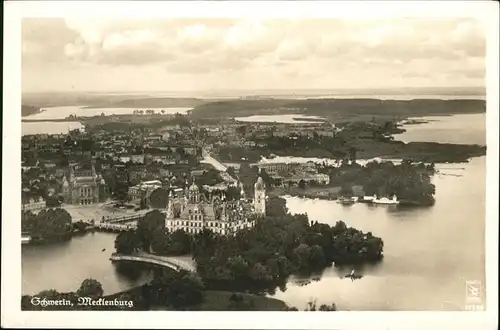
254;176;266;216
189;179;200;204
62;176;70;203
239;181;246;200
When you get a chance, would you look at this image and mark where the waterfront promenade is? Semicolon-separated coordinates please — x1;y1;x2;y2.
110;252;196;272
45;202;150;223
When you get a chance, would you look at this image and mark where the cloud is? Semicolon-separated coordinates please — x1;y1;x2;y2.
22;18;486;91
22;18;79;63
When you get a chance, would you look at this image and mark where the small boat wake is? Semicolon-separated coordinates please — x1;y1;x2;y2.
343;269;363;281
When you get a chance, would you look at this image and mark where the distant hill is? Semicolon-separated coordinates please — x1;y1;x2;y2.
85;97;207;109
22;92;210;109
190;98;486;120
21;105;41;117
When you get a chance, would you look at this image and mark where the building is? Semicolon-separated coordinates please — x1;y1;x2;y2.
144;134;163;143
252;162;315;176
62;163;107;205
22;197;46;211
277;173;331;186
131;154;145;164
164;176;266;236
128;180;163;202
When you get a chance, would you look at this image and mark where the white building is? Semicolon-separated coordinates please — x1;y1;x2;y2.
128;180;163;201
165;176;266;236
22;197;46;211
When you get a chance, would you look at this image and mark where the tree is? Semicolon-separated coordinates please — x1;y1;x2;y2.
249;262;272;282
77;279;104;299
226;166;237;178
228;293;256;310
115;230;141;254
266;196;288;218
308;245;326;269
298;179;306;189
149;188;169;209
137;210;166;252
304;300;338;311
114;182;129;204
318;303;337;311
193;229;217;259
339;184;354;197
169;230;192;255
151;230;171;254
226;255;250;282
293;244;311;270
225;186;242;201
149;270;204;308
45;195;61;208
26;208;72;240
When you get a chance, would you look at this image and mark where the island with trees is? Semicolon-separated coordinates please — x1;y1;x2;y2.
22;105;42;117
22;208;74;243
190;98;485;120
216;119;486;164
22;196;376;311
109;196;383;310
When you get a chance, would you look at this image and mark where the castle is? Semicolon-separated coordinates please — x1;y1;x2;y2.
62;163;107;205
164;176;266;235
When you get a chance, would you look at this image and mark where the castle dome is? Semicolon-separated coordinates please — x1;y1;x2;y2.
254;177;265;190
189;182;199;192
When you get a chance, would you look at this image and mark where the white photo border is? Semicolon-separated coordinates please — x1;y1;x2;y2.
2;1;498;329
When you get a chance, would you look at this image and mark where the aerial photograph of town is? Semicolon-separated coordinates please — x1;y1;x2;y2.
9;6;494;322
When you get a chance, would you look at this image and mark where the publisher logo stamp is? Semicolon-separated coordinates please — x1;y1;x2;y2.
465;280;484;311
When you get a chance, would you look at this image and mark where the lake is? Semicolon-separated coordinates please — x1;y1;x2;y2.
234;114;326;124
22;232;152;295
22;121;85;136
21;106;192;136
394;113;486;145
21;113;487;310
270;156;485;310
26;106;192;120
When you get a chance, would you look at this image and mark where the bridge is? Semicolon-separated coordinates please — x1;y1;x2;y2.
110;252;197;272
94;222;137;232
105;213;146;224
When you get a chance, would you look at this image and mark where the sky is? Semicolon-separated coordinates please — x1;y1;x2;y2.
21;17;486;93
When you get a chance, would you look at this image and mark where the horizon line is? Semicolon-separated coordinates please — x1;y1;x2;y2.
22;86;486;95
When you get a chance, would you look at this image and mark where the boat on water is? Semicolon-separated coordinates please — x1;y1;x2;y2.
337;196;358;205
21;236;32;244
359;195;375;203
344;269;363;280
372;194;400;205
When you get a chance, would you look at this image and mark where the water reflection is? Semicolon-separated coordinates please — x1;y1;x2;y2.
270;157;485;310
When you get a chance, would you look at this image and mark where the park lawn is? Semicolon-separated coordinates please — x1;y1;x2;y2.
193;291;288;311
149;291;288;311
